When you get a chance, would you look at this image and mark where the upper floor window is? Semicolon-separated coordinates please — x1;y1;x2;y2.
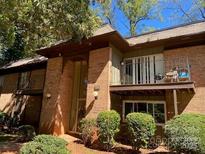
123;100;166;125
18;72;31;90
123;54;164;84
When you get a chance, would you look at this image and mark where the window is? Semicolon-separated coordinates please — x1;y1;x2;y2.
18;72;31;89
123;101;166;124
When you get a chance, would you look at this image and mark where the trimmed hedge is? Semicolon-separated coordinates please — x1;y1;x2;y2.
79;118;97;146
126;112;156;151
165;113;205;153
20;135;70;154
97;110;120;151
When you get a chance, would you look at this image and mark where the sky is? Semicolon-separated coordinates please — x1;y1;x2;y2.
93;0;204;37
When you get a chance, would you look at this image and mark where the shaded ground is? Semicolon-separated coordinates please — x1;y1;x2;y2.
0;134;173;154
61;135;172;154
0;133;23;154
67;141;171;154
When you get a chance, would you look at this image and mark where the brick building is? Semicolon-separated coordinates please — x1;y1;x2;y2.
0;21;205;135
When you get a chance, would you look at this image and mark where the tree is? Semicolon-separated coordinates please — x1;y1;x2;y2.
165;0;205;24
97;0;116;26
0;0;101;53
117;0;159;36
0;32;25;65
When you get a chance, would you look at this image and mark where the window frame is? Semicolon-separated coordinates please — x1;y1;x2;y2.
122;100;167;126
18;71;31;90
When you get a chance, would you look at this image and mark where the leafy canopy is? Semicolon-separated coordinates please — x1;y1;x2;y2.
117;0;159;36
0;0;101;52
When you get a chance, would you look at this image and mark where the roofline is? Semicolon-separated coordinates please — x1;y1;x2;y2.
125;20;205;39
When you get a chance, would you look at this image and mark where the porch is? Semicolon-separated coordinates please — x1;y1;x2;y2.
110;81;196;127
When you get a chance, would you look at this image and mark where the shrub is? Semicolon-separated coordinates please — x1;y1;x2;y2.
33;134;68;148
79;118;97;146
18;125;36;141
97;110;120;150
126;112;156;151
165;113;205;153
20;135;70;154
20;141;70;154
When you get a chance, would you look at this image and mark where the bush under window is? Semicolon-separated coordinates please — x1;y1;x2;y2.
126;112;156;151
165;113;205;153
97;110;120;151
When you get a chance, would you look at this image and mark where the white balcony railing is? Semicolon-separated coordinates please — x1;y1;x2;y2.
111;56;191;85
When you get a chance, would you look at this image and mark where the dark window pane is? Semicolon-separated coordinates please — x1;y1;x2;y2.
148;104;153;116
138;103;147;113
134;103;138;112
125;103;133;117
154;104;165;123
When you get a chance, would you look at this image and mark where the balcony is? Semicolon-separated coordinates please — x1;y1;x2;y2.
110;56;195;93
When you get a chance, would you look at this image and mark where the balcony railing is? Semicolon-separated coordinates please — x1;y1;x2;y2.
111;57;191;85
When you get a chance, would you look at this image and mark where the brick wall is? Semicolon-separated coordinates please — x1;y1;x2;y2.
39;57;74;135
86;47;112;118
164;45;205;115
30;69;46;90
39;57;63;134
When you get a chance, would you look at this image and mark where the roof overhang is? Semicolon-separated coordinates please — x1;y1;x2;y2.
36;30;129;58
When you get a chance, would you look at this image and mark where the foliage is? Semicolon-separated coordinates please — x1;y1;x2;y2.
33;134;68;148
97;110;120;151
20;141;70;154
163;0;205;24
20;134;70;154
79;118;97;146
97;0;115;26
0;0;101;53
0;112;10;126
117;0;160;36
0;32;25;64
126;112;156;151
18;125;36;141
165;113;205;153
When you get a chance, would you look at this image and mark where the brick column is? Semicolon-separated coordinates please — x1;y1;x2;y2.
86;47;112;119
39;57;74;135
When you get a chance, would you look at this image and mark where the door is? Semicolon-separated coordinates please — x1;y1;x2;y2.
69;60;88;132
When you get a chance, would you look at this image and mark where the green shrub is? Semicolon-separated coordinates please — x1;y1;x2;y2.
97;110;120;151
20;141;70;154
165;113;205;153
18;125;36;141
79;118;97;146
126;112;156;151
20;135;70;154
33;134;68;148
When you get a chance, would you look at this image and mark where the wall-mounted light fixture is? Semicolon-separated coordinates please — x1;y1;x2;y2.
120;61;125;66
93;85;100;100
46;93;51;99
